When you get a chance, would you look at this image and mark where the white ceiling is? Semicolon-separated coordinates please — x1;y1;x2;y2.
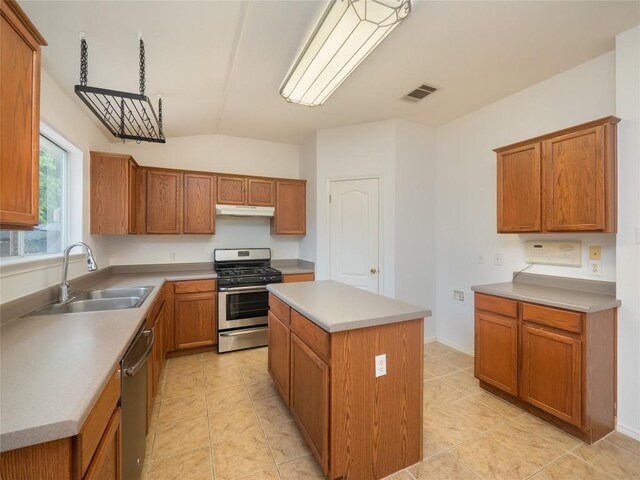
22;0;640;145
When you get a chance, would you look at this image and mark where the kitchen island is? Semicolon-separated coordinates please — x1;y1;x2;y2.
266;280;431;480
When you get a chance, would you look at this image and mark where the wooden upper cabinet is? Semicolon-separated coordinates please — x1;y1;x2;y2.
183;173;215;234
0;1;46;229
495;116;619;233
217;176;246;205
274;180;306;235
247;177;275;206
542;123;616;232
497;143;541;232
90;152;144;234
146;169;182;234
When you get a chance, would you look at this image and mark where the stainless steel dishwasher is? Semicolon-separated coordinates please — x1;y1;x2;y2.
121;324;154;480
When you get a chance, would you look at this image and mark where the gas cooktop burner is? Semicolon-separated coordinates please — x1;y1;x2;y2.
215;266;280;277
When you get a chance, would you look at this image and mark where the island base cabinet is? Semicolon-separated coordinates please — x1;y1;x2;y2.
290;333;329;474
521;324;582;427
330;320;423;480
267;312;291;405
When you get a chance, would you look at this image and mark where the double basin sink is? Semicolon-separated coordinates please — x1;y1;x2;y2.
30;286;154;316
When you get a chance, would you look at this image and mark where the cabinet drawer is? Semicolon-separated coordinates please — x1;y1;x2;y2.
174;279;216;294
269;293;290;325
283;273;315;283
522;303;582;334
291;309;330;363
475;293;518;318
76;367;121;477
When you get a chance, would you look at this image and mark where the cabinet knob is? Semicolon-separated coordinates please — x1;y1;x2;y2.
370;267;377;274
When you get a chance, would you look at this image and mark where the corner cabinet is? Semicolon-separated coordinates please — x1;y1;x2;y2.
495;116;619;233
0;0;47;229
90;152;145;234
474;292;616;443
274;180;306;235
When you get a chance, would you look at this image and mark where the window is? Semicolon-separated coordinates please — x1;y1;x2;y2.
0;135;67;258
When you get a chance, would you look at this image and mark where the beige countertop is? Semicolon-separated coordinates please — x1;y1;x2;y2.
276;266;315;275
471;273;620;313
267;280;431;333
0;270;216;452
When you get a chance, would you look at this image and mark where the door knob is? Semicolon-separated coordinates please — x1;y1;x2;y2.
370;267;377;274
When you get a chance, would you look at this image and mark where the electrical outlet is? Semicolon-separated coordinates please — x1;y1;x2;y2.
453;290;465;302
170;252;176;262
375;354;387;377
493;253;503;266
589;261;602;277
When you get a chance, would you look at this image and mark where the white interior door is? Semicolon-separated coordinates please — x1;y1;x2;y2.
329;178;380;293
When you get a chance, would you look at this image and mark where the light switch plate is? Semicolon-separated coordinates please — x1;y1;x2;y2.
589;245;602;261
375;354;387;377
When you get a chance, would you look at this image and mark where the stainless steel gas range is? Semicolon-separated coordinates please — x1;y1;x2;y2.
214;248;282;353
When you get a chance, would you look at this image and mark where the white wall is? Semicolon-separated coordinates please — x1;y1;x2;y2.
615;26;640;439
299;134;318;263
108;134;301;264
395;121;438;339
0;70;112;303
315;120;397;296
435;52;617;353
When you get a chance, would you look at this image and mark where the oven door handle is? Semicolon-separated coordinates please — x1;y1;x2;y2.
218;286;269;293
220;327;268;337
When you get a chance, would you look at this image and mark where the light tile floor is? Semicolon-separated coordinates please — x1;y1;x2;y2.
143;342;640;480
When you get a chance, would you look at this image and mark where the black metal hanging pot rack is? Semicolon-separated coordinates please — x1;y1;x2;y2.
74;34;165;144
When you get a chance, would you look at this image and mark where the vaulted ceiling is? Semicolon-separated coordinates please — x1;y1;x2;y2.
22;0;640;144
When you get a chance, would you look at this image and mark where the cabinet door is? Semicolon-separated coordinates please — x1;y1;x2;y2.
146;170;182;234
290;333;329;474
274;180;306;235
217;176;246;205
268;312;290;405
474;310;518;396
183;173;215;234
521;323;582;427
0;2;45;228
497;143;541;232
542;126;606;231
127;160;139;234
84;408;122;480
174;292;216;349
247;178;274;206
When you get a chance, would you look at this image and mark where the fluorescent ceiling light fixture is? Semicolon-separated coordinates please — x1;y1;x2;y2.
280;0;411;107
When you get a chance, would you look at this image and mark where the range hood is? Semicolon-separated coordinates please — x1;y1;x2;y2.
216;204;275;217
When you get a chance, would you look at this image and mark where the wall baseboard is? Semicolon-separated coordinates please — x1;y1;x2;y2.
424;336;436;344
434;336;474;356
616;423;640;441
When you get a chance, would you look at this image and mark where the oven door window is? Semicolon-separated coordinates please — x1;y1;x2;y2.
226;291;269;321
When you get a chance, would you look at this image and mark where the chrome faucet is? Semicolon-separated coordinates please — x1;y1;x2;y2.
58;242;98;303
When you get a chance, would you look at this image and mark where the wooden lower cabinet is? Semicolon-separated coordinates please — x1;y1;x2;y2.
474;310;518;396
282;273;315;283
290;333;329;473
267;312;290;404
521;324;582;427
1;368;122;480
268;293;423;480
173;280;217;350
474;292;616;443
84;408;122;480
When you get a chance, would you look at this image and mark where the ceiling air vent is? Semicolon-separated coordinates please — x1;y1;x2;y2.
404;84;438;102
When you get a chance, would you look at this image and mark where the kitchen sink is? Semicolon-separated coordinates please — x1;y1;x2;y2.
83;287;152;300
28;286;153;316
